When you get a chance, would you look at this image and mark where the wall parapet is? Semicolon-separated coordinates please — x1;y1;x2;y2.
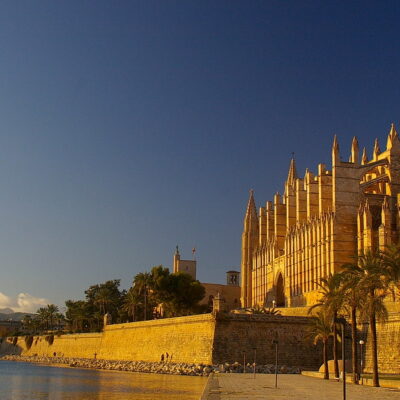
105;313;215;331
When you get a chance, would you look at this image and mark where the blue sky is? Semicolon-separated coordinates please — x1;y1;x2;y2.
0;1;399;312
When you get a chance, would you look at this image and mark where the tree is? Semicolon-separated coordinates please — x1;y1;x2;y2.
356;250;389;387
160;272;205;317
129;266;206;319
122;288;141;322
308;274;344;379
21;315;33;332
36;307;50;331
65;300;91;332
309;310;333;379
46;304;59;330
381;243;400;297
85;280;124;323
94;287;113;315
133;272;153;320
339;262;364;384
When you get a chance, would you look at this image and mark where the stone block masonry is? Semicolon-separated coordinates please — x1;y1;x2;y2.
213;314;322;369
0;313;324;370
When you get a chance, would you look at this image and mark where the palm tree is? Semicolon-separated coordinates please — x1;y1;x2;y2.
381;243;400;296
122;288;141;322
65;300;89;332
356;250;389;387
94;287;113;315
36;307;49;331
46;304;59;330
309;310;333;379
133;272;153;321
308;273;344;379
339;263;363;384
21;315;33;332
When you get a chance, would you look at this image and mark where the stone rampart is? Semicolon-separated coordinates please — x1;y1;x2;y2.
0;314;215;364
0;313;322;369
362;313;400;374
212;314;321;368
98;314;215;364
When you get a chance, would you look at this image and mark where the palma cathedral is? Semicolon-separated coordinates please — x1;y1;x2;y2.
241;124;400;308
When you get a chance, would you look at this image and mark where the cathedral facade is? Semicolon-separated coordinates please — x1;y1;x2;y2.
241;124;400;308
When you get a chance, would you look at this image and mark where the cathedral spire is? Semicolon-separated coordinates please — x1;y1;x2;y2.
351;136;359;164
286;157;298;187
361;147;368;165
244;189;258;232
332;135;340;166
386;123;400;150
373;138;381;160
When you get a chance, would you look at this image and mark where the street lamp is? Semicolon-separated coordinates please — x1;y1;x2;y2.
272;339;279;388
359;340;365;383
334;317;347;400
253;347;257;379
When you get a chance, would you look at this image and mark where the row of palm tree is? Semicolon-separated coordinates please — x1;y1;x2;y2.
22;304;65;333
310;245;400;387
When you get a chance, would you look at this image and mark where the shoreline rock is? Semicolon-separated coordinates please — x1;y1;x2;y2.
0;355;302;376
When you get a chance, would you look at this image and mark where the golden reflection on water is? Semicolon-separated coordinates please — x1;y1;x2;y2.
1;361;207;400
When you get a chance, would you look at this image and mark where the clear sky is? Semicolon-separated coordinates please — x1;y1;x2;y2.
0;1;399;312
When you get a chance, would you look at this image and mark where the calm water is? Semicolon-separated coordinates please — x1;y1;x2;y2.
0;361;207;400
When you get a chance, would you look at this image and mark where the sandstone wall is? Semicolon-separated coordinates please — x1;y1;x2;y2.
362;313;400;374
97;314;215;364
212;314;322;369
0;333;102;358
0;314;215;364
12;312;400;373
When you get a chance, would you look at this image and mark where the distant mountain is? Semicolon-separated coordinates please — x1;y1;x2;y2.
0;310;35;321
0;308;15;314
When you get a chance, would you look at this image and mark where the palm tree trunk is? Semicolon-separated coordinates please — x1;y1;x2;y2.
333;312;339;378
144;290;147;321
323;338;329;379
351;305;358;384
370;313;379;387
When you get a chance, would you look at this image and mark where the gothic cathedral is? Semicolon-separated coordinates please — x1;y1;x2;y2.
241;124;400;308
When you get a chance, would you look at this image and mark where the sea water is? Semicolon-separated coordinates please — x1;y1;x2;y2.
0;360;206;400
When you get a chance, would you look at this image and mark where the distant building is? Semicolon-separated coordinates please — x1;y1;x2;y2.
200;270;241;311
171;247;240;312
173;246;196;279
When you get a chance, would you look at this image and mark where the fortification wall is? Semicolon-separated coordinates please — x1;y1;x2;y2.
97;314;215;364
363;313;400;374
0;314;215;364
3;312;399;373
0;332;102;358
212;314;322;369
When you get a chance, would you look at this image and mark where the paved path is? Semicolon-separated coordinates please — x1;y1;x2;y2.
204;373;400;400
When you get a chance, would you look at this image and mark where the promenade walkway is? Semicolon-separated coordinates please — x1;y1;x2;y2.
202;373;400;400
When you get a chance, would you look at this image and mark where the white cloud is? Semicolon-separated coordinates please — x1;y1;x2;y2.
0;292;50;313
0;292;12;308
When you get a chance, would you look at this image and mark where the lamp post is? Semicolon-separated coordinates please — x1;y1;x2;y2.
272;339;279;388
243;351;246;374
253;347;257;379
334;317;347;400
359;340;365;384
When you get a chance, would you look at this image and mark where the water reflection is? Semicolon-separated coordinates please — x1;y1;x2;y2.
0;361;206;400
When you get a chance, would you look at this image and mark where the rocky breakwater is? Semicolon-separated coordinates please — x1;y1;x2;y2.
0;355;302;376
